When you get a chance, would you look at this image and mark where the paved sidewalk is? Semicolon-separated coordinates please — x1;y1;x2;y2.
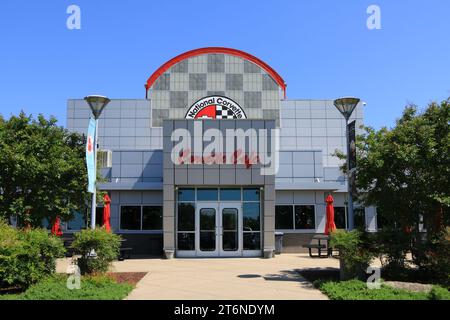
58;254;337;300
138;254;337;300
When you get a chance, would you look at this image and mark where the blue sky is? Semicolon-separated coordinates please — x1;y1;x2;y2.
0;0;449;129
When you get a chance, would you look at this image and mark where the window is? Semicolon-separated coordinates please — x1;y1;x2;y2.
243;203;260;232
142;206;163;230
220;188;241;201
334;207;347;229
275;206;294;229
226;74;243;91
243;232;260;250
354;208;365;230
199;208;216;251
41;218;51;230
243;188;260;202
43;211;88;232
95;207;104;228
120;206;141;230
335;207;368;230
98;150;112;168
178;233;195;251
189;74;206;91
276;205;316;230
153;74;170;90
120;205;163;231
376;208;389;230
243;203;260;250
169;91;188;109
177;203;195;231
66;211;87;231
178;188;195;202
295;205;315;229
177;203;195;251
197;188;218;201
207;54;225;73
244;92;262;109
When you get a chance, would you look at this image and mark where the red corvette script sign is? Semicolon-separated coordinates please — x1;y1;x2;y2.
185;96;247;119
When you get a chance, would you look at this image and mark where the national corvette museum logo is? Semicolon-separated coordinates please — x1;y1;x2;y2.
185;96;247;119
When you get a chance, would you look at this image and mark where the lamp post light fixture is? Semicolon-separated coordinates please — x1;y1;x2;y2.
333;97;360;231
334;97;360;121
84;95;111;229
85;95;110;120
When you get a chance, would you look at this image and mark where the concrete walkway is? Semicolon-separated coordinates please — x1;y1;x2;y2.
58;254;337;300
139;254;338;300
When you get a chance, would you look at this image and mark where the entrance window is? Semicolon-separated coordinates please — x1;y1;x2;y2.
243;203;260;231
175;187;263;255
243;202;260;250
200;208;216;251
197;189;218;201
177;203;195;251
222;208;238;251
243;233;260;250
243;188;260;202
178;203;195;231
220;188;241;201
178;188;195;202
178;233;195;251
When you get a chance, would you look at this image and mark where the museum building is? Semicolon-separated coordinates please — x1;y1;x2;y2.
66;47;377;258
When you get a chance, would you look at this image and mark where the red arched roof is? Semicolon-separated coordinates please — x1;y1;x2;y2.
145;47;287;98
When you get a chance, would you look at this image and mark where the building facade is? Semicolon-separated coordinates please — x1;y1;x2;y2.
66;47;377;258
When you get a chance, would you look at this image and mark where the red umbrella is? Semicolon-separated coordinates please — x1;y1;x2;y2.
51;216;63;237
325;194;337;235
103;194;112;232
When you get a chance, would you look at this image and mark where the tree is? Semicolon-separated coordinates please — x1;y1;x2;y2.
0;112;89;227
355;98;450;239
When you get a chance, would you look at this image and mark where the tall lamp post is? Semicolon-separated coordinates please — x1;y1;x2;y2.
333;97;360;231
85;95;110;229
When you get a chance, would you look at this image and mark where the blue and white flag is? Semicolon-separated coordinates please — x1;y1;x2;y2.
86;117;96;193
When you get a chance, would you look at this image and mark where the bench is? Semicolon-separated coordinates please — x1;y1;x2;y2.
303;243;327;258
119;247;133;261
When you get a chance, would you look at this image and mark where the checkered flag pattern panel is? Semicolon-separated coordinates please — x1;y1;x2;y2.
215;105;237;119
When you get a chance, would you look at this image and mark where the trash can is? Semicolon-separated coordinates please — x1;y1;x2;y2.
274;232;284;254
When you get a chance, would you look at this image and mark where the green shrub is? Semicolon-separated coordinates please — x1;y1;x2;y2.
21;228;66;275
72;228;121;275
0;221;22;287
375;227;412;277
330;230;374;280
0;220;65;289
412;232;450;287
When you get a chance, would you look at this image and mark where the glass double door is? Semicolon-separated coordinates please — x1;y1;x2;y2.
196;202;242;257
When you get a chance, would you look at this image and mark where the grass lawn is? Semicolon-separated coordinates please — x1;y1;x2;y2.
314;280;450;300
0;274;134;300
